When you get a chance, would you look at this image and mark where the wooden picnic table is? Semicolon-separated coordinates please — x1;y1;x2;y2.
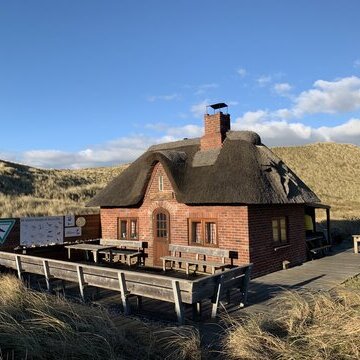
100;248;143;266
65;243;116;263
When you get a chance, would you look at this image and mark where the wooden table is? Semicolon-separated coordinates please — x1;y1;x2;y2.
353;235;360;254
65;243;116;263
100;248;143;266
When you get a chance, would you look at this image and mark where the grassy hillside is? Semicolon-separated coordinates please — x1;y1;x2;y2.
0;142;359;220
272;143;360;220
0;160;126;217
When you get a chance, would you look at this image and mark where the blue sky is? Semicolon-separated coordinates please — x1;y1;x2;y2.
1;0;360;168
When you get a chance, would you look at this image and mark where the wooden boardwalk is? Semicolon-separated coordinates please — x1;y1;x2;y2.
241;247;360;314
93;246;359;322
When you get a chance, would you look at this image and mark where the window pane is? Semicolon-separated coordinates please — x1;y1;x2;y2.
191;222;201;243
280;218;287;242
272;219;279;242
158;175;163;191
156;213;167;238
205;222;216;244
130;220;137;239
120;220;127;239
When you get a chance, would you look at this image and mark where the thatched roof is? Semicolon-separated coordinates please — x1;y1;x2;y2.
87;131;320;207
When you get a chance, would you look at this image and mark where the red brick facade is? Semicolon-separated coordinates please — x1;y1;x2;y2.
248;205;307;277
100;162;307;277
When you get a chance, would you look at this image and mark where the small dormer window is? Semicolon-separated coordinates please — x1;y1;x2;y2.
158;174;164;191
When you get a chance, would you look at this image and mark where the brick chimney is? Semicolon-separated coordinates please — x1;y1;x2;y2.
200;111;231;150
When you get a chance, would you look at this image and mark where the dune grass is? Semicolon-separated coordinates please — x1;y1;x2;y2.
343;274;360;290
0;274;203;360
224;286;360;360
0;274;155;360
0;160;126;217
273;142;360;221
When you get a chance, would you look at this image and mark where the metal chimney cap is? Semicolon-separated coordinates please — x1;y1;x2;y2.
209;102;227;110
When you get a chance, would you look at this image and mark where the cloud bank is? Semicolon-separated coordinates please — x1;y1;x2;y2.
2;76;360;169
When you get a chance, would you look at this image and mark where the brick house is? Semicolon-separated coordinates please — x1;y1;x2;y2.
88;104;329;277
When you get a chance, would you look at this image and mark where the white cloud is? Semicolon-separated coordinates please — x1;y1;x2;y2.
190;99;209;118
17;136;156;169
354;59;360;68
273;82;292;97
292;76;360;116
147;93;180;102
237;68;247;77
236;110;269;124
257;75;272;87
316;118;360;143
233;110;360;146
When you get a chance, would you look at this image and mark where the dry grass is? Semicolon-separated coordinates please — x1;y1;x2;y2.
0;274;151;359
0;274;203;360
273;142;360;221
343;274;360;290
0;160;127;217
224;287;360;360
155;326;203;360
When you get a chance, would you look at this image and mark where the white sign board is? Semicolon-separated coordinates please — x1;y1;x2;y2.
64;227;82;237
64;215;75;227
20;216;64;246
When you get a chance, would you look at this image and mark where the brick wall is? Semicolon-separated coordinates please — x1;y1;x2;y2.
100;163;308;277
100;162;250;266
200;112;230;150
248;204;307;277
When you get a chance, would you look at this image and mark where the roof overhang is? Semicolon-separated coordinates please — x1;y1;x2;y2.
305;202;331;210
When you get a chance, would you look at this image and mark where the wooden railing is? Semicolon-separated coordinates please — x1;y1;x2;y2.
0;251;252;324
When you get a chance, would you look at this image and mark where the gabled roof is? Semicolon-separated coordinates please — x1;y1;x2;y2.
87;131;321;207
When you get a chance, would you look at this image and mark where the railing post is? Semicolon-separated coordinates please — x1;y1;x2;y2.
76;265;85;301
118;272;130;315
42;260;51;292
172;280;184;324
15;255;22;280
240;264;252;308
211;275;224;318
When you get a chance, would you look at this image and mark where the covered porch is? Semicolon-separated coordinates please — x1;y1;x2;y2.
305;203;332;258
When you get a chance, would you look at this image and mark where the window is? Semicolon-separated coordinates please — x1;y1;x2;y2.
272;217;288;245
153;208;169;240
191;221;202;244
158;174;164;191
156;212;168;238
188;219;218;246
205;222;217;245
118;218;138;240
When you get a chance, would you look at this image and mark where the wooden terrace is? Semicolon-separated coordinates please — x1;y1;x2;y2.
0;242;358;325
0;249;252;324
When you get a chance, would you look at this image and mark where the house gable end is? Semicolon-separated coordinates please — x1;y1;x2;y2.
144;162;176;202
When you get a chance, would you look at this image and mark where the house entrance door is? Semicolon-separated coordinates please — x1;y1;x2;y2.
153;208;170;266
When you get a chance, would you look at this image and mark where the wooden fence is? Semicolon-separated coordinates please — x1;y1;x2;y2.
0;251;252;323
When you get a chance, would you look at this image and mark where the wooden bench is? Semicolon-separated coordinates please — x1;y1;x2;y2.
161;244;237;275
98;239;146;266
306;232;331;258
353;235;360;254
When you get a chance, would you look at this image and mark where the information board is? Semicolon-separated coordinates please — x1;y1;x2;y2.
20;216;64;246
